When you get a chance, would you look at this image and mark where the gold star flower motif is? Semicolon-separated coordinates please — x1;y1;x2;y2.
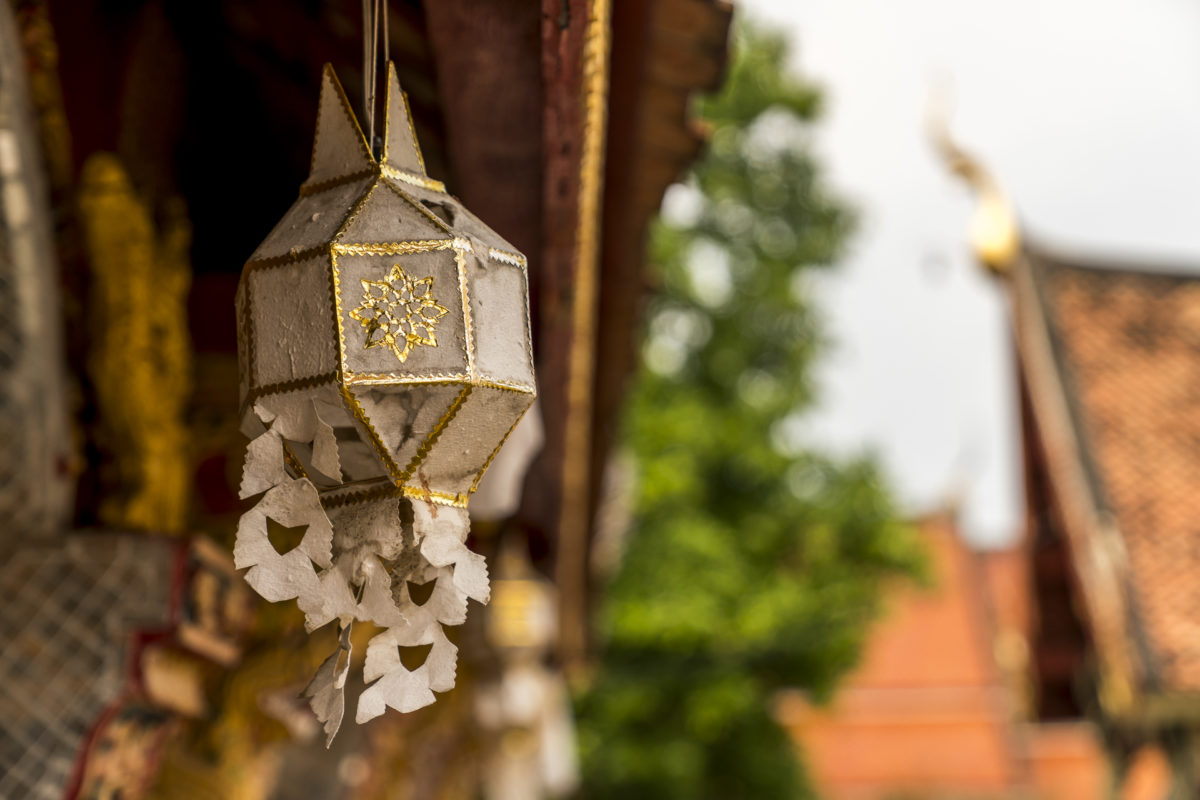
350;263;450;362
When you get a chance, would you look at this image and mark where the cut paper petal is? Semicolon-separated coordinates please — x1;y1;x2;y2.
417;503;490;603
413;501;469;546
452;549;491;604
234;478;334;608
240;429;288;499
420;531;466;569
299;566;359;633
309;404;342;481
423;565;470;627
253;395;344;484
355;555;409;629
303;622;353;747
234;477;334;571
357;664;436;722
357;624;458;722
425;625;460;693
242;555;319;606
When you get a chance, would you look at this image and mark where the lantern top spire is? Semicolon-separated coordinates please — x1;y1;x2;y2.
381;63;427;176
308;62;440;192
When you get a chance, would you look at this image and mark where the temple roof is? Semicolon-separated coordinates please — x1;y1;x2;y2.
1024;249;1200;696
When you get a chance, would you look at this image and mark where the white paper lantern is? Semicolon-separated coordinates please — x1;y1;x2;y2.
237;62;535;506
233;63;535;743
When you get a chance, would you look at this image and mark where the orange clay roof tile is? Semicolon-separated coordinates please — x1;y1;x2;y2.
1036;256;1200;692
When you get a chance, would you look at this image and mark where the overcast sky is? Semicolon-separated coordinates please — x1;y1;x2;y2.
735;0;1200;546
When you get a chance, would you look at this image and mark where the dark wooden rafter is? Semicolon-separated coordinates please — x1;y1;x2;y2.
534;0;607;668
589;0;731;533
1019;372;1091;719
420;1;543;260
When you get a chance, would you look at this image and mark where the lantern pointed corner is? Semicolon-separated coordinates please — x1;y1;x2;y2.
381;61;428;178
308;63;376;186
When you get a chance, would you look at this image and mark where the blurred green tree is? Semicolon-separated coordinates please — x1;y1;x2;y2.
575;22;924;800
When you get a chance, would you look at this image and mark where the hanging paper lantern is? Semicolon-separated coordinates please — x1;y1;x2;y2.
233;63;535;743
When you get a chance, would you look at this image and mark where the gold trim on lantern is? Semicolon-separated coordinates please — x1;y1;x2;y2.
343;372;473;386
333;178;383;245
456;246;477;380
319;480;471;510
477;379;535;395
398;384;473;481
298;170;377;197
487;247;527;268
241;373;341;413
333;239;455;258
350;263;450;363
238;284;258;396
375;177;454;233
243;244;333;273
470;404;534;494
380;164;444;193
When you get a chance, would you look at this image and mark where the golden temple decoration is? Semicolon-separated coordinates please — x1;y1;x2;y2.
78;154;193;533
928;97;1021;275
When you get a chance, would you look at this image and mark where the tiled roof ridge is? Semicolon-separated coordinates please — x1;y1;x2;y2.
1025;240;1200;284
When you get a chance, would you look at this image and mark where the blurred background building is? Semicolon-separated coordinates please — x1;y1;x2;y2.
783;138;1200;795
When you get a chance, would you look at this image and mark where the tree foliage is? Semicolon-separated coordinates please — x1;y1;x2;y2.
575;24;924;799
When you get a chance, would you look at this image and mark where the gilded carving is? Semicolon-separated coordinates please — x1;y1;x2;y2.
78;154;192;533
351;263;449;362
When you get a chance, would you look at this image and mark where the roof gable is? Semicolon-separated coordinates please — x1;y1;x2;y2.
1020;250;1200;697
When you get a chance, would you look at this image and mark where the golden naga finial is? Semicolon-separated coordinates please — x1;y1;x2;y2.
927;91;1021;274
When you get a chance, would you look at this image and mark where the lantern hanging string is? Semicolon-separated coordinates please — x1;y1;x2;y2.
361;0;390;157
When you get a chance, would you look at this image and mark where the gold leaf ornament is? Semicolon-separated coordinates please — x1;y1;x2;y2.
351;263;449;362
